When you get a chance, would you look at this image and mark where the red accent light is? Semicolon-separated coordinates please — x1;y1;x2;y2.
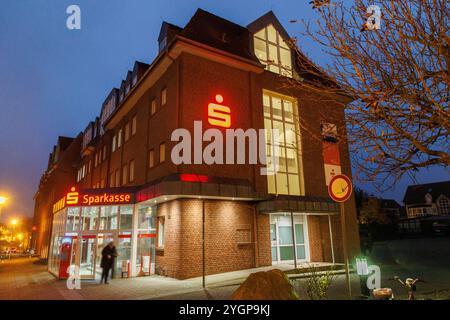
180;174;210;183
70;187;76;192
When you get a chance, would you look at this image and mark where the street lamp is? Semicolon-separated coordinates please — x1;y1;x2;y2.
10;218;18;241
0;196;8;205
0;196;8;219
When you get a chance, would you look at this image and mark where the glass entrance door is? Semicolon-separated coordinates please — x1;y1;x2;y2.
80;236;96;278
270;213;309;264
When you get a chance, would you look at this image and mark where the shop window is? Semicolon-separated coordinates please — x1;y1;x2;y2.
161;88;167;106
131;116;137;136
81;207;99;231
99;206;118;230
137;205;156;230
263;90;303;196
253;24;293;77
119;205;133;229
149;149;155;168
129;160;135;182
66;207;80;231
151;99;156;115
159;143;166;163
157;217;165;248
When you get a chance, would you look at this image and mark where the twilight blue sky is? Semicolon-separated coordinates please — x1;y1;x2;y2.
0;0;448;221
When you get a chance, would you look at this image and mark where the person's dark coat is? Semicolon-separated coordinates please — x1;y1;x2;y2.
100;245;117;269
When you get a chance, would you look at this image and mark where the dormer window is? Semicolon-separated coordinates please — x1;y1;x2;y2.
159;37;167;53
254;24;292;77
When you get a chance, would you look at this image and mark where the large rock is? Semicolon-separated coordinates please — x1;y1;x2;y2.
231;269;299;300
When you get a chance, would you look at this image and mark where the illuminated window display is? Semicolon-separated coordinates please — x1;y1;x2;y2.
48;201;156;280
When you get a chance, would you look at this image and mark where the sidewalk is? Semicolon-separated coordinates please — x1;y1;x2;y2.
0;257;356;300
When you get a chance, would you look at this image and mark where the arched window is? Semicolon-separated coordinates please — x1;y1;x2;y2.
438;197;450;214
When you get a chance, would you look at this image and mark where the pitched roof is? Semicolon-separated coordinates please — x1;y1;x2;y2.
379;198;401;209
180;9;259;63
403;181;450;205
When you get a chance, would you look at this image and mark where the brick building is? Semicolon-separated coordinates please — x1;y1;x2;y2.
33;9;359;280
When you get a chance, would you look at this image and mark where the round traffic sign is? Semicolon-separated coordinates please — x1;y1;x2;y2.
328;174;353;202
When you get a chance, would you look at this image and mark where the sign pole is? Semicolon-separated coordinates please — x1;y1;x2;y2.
328;174;353;300
340;202;352;299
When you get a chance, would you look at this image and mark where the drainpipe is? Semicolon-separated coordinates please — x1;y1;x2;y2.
290;211;297;270
252;204;258;268
202;200;205;288
328;214;335;264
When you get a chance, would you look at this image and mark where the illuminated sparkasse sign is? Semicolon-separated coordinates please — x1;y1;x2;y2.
53;187;134;212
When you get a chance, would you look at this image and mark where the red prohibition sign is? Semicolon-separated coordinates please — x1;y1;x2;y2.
328;174;353;203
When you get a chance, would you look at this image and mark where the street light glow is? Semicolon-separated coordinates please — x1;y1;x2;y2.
0;196;8;205
11;219;18;225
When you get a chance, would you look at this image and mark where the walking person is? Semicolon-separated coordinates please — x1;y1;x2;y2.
100;241;117;284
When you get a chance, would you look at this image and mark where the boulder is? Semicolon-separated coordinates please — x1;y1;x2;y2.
231;269;299;300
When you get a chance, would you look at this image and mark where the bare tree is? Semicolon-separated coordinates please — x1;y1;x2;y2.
288;0;449;189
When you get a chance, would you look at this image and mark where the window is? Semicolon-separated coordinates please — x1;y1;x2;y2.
81;207;99;231
438;197;450;214
149;149;155;168
124;122;130;142
254;24;293;77
100;179;105;188
112;135;117;152
102;145;107;161
157;217;165;248
126;84;130;95
99;206;118;230
117;129;123;148
161;88;167;106
88;160;92;173
129;160;135;182
263;90;303;196
151;98;156;115
132;75;138;86
115;169;120;187
120;206;133;229
94;153;98;167
98;149;102;164
131;116;137;136
110;172;115;188
159;143;166;163
122;164;128;185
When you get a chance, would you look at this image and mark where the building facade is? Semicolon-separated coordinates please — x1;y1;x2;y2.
33;9;360;280
398;181;450;233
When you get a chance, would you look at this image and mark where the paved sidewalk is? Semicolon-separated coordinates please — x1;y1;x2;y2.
0;258;305;300
0;257;359;300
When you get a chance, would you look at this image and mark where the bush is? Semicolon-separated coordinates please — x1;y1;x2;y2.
304;264;335;300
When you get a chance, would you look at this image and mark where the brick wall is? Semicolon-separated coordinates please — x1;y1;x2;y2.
155;199;267;279
307;214;343;263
